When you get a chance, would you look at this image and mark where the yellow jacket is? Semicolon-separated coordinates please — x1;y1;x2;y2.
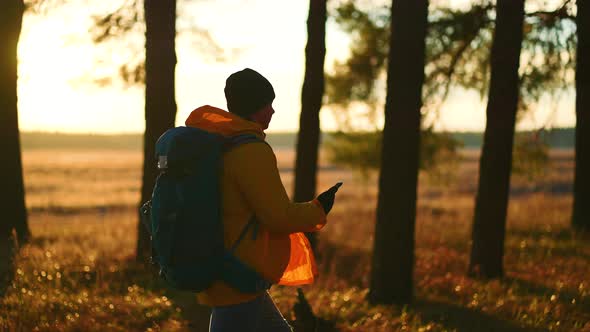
185;105;327;307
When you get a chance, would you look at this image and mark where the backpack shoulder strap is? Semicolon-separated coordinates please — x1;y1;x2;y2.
229;215;258;253
223;216;272;293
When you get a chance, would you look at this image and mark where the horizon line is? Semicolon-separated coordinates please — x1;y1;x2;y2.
20;127;576;136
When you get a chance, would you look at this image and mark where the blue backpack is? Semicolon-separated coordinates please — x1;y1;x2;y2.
140;126;272;293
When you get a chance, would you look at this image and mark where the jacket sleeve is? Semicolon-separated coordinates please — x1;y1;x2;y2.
227;142;327;234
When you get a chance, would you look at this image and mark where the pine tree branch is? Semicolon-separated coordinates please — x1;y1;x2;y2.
525;0;575;21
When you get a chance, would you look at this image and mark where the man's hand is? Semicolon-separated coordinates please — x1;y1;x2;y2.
316;182;343;215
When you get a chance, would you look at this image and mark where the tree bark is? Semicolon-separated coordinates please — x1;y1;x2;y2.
369;0;428;305
573;0;590;231
294;0;327;250
294;0;327;203
137;0;177;261
0;0;29;296
469;0;525;278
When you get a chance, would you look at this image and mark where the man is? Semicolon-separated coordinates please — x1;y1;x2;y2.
185;68;340;331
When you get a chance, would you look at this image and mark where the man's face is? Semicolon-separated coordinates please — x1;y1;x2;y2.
250;103;275;130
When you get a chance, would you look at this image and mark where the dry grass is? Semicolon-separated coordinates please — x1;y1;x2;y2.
22;150;142;212
1;148;589;331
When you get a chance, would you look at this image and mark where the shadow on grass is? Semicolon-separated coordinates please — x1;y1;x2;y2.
28;234;60;247
509;182;572;198
87;259;211;331
508;228;576;242
28;204;131;216
509;227;590;244
124;263;211;332
517;246;590;262
412;299;547;332
503;277;590;311
507;228;590;261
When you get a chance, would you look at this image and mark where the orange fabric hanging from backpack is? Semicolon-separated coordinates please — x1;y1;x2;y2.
278;232;319;286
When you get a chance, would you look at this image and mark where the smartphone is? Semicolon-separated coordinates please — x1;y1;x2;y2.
331;182;343;192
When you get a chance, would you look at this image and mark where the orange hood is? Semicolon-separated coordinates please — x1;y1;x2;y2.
185;105;266;140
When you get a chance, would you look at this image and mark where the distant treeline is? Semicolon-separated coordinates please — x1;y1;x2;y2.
20;128;576;151
452;127;575;149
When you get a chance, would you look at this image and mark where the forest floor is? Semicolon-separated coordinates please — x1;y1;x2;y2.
1;148;589;331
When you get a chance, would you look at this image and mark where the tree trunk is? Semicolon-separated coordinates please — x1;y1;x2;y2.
294;0;327;250
573;0;590;231
0;0;29;296
368;0;428;305
468;0;525;278
137;0;177;261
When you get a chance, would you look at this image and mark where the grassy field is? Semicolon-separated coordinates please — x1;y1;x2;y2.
1;148;589;331
19;129;577;151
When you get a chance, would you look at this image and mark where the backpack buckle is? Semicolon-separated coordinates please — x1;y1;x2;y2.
157;156;168;169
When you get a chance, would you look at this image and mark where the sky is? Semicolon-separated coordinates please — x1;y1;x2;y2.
17;0;576;134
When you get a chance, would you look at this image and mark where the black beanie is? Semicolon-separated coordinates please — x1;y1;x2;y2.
224;68;275;118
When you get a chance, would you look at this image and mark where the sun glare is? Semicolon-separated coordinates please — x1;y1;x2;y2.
15;0;575;134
